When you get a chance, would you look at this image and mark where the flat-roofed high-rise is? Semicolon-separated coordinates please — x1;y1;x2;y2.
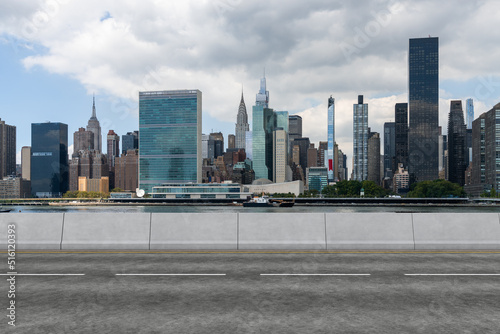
139;90;202;193
408;37;439;183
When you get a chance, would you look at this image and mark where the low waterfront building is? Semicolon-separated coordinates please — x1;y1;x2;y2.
245;180;303;196
307;167;328;193
0;177;31;198
151;182;252;199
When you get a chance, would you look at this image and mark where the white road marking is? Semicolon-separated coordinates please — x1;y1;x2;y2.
405;274;500;276
0;274;85;276
260;274;371;276
116;274;226;276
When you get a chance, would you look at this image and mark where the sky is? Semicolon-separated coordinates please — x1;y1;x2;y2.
1;0;500;172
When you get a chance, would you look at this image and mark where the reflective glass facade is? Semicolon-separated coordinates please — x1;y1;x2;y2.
151;183;250;199
353;95;368;181
327;96;335;181
307;167;328;192
31;122;68;197
408;37;439;183
252;106;276;180
139;90;201;193
384;122;395;176
447;100;466;186
395;103;409;169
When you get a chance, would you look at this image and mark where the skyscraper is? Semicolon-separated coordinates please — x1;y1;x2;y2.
466;98;474;130
471;103;500;192
122;131;138;155
21;146;31;180
256;72;269;108
228;134;235;150
327;96;335;182
447;100;466;186
465;98;474;166
73;127;94;157
288;115;302;160
252;105;275;180
395;103;409;170
31;122;68;197
235;91;249;149
353;95;368;181
107;130;120;169
86;95;102;152
383;122;395;177
408;37;439;183
367;131;381;185
139;90;202;193
0;118;16;178
273;128;287;183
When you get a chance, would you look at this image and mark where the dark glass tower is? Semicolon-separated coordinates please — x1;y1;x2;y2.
122;131;138;155
395;103;408;170
139;90;202;193
447;100;466;186
408;37;439;183
31;122;68;197
383;122;395;177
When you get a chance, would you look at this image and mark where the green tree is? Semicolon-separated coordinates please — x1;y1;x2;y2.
407;179;466;198
110;187;124;193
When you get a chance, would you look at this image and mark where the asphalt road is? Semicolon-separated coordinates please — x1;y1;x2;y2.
1;251;500;333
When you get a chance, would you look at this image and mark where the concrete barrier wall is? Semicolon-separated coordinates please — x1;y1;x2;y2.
61;213;151;250
326;213;415;250
150;213;237;250
0;213;64;250
413;213;500;250
238;213;326;249
1;212;499;250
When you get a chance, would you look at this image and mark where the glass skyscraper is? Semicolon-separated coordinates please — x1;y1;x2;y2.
395;103;409;170
31;122;68;197
466;98;474;130
447;100;466;186
383;122;395;177
139;90;202;193
408;37;439;183
327;96;335;182
353;95;368;181
252;105;275;180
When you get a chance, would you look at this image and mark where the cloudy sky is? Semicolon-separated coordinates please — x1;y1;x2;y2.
1;0;500;170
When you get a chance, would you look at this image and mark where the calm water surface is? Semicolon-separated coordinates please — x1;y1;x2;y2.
8;205;500;214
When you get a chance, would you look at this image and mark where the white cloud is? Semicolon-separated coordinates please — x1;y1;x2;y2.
2;0;500;172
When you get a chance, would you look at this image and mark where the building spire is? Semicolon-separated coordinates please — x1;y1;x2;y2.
91;94;97;119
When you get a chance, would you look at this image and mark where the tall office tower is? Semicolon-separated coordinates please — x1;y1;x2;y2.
307;144;318;168
464;98;474;167
210;132;224;156
395;103;409;170
327;95;335;181
273;128;287;183
447;101;466;186
21;146;31;180
288;115;302;159
115;149;139;191
73;127;94;157
201;134;209;159
338;149;348;181
107;130;120;169
318;141;328;168
252;104;276;180
228;134;235;150
472;103;500;192
86;95;102;152
245;131;253;160
466;98;474;130
293;137;311;178
256;72;269;108
383;122;396;177
31;122;68;197
353;95;368;181
69;150;109;191
139;90;202;193
408;37;439;183
121;131;138;155
0;118;16;178
367;131;381;185
235;92;249;149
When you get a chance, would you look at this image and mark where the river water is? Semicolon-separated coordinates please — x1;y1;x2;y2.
7;205;500;214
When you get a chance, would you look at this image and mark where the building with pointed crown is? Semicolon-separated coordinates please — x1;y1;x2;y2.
86;95;102;152
235;90;250;149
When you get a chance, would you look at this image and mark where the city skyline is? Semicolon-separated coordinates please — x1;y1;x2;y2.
1;1;500;172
